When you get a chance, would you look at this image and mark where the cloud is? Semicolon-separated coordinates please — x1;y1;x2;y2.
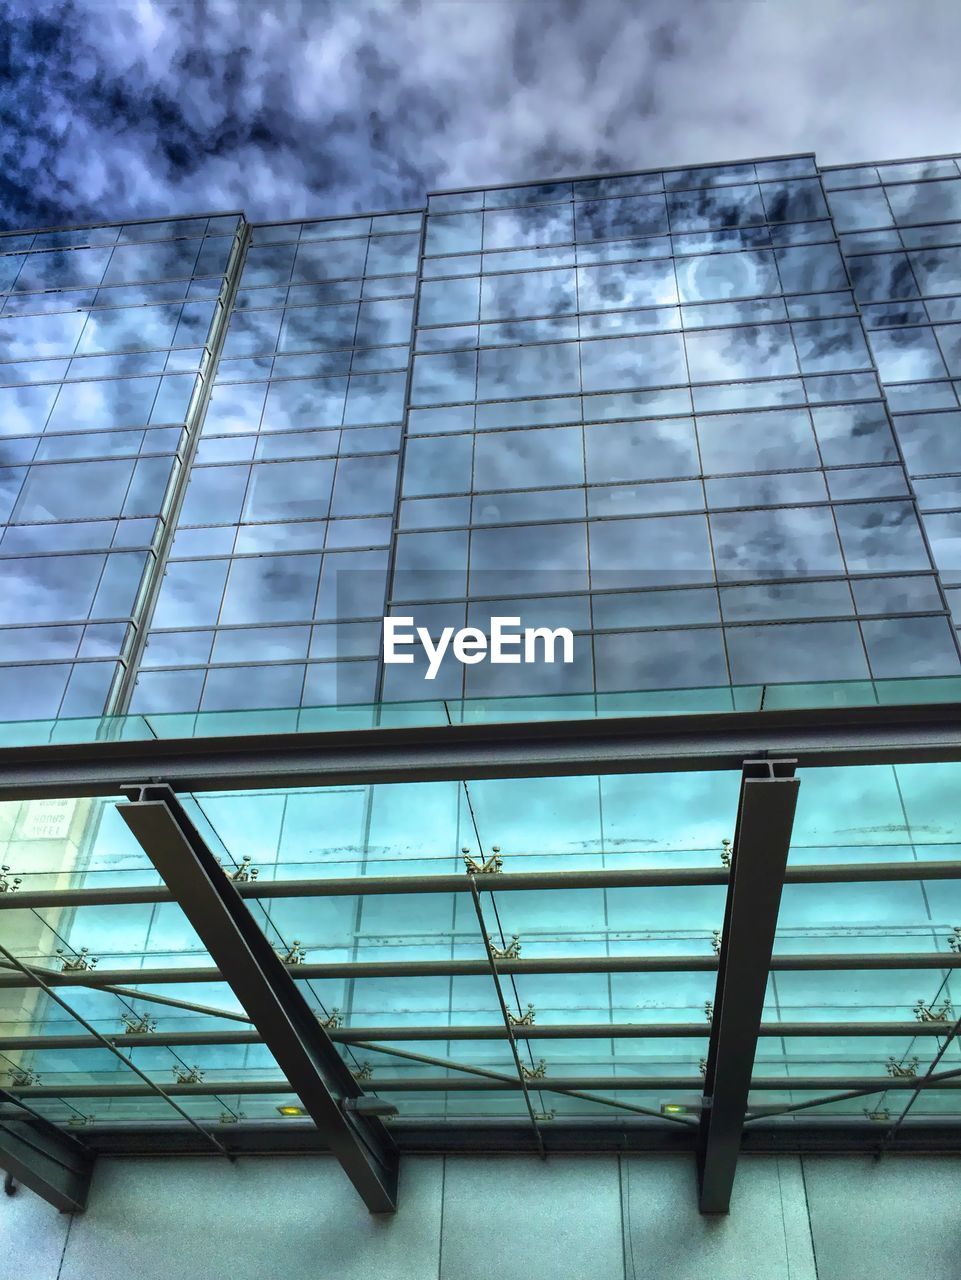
1;0;960;231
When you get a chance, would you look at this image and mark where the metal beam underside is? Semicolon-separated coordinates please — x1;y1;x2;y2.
0;699;959;799
698;760;800;1215
115;785;398;1213
6;857;961;912
0;1095;92;1212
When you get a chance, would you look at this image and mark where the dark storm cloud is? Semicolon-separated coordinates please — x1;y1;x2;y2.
1;0;960;230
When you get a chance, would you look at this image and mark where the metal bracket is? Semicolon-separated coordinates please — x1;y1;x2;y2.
864;1107;891;1122
280;940;307;966
508;1004;536;1027
914;998;953;1023
886;1057;920;1078
120;1012;157;1034
218;855;260;883
0;865;21;894
8;1068;41;1088
173;1065;205;1085
462;845;503;874
66;1114;96;1128
56;947;98;972
521;1059;547;1080
489;934;521;959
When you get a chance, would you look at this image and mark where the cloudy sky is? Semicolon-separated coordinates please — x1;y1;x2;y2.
2;0;960;231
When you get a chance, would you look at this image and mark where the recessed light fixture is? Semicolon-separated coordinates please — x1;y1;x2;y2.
661;1103;690;1116
276;1105;307;1117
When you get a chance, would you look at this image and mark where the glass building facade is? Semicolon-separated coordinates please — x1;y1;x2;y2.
3;154;961;1202
0;151;959;721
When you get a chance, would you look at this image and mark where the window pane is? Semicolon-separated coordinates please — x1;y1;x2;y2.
775;243;849;294
262;378;347;431
411;351;477;405
910;247;961;296
792;318;872;373
482;205;574;250
425;213;483;256
847;253;919;302
480;270;577;321
868;327;948;382
469;522;588;594
179;465;249;525
667;184;765;231
150;560;229;627
710;507;843;578
585;418;700;482
685;324;799;382
834;501;931;571
696;408;819;473
220;554;321;623
760;179;829;223
0;555;106;623
201;664;306;711
292;238;368;282
676;251;779;303
243;459;335;522
402;434;473;497
574;195;669;242
886;179;961;227
277;304;357;352
477;343;581;399
727;621;869;683
12;459;136;522
473;426;584;490
580;333;687;392
811;403;899;465
596;627;727;691
330;455;398;516
419;278;480;326
826;188;894;232
589;514;714;587
861;614;960;677
577;260;677;311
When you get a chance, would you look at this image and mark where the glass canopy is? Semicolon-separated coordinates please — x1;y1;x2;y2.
2;751;959;1138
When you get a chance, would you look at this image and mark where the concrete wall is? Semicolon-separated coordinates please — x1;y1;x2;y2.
3;1152;960;1280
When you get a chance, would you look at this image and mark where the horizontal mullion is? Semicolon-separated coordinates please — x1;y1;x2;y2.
0;1020;953;1053
5;859;961;912
9;1071;961;1099
4;951;961;989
